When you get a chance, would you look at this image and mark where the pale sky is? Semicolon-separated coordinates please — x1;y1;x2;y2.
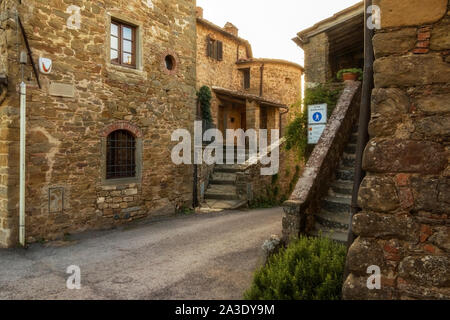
196;0;362;66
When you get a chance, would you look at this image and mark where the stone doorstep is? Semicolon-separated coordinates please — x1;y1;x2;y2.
198;199;247;212
204;190;239;201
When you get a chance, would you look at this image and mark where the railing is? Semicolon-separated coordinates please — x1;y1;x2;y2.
235;138;286;201
282;81;362;242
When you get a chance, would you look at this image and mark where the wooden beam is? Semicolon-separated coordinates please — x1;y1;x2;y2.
215;93;246;106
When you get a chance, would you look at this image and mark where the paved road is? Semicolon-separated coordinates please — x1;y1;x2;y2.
0;208;282;300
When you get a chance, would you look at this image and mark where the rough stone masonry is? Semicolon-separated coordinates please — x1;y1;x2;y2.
343;0;450;299
0;0;197;247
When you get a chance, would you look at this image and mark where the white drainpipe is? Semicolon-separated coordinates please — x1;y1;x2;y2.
19;81;26;247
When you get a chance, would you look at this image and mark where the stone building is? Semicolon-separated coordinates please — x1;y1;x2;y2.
293;1;364;88
196;7;304;139
343;0;450;300
284;0;449;300
0;0;197;247
195;8;304;211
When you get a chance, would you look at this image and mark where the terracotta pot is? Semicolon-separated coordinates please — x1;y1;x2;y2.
342;72;358;81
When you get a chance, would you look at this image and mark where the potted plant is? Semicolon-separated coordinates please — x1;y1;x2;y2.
337;68;363;81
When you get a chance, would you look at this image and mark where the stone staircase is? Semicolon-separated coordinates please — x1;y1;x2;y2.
199;147;249;212
309;127;358;243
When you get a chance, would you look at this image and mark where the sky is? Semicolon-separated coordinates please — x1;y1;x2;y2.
196;0;362;66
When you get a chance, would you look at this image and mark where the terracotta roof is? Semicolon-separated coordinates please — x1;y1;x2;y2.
236;58;304;72
212;86;288;109
197;17;253;58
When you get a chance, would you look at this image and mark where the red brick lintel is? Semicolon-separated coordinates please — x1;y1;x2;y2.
102;121;143;138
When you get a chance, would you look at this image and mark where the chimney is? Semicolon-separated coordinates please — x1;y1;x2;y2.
196;7;203;19
224;22;238;37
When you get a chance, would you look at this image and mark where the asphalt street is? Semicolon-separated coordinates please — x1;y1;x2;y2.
0;207;282;300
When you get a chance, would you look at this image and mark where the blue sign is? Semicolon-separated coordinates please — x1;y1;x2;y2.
308;104;327;125
312;112;322;122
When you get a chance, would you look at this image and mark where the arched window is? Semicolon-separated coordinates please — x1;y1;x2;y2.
106;130;136;179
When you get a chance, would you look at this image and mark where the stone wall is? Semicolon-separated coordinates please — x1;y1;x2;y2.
195;145;216;204
0;0;197;247
236;60;303;106
343;0;450;300
303;32;330;88
282;81;361;242
0;0;17;247
236;142;300;207
196;20;250;93
0;2;8;77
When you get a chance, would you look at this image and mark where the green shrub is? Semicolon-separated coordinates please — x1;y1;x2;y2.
303;84;341;117
197;85;213;126
244;236;347;300
284;107;310;160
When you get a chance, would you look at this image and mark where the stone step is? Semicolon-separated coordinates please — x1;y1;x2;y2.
211;172;236;185
215;164;244;173
222;146;249;153
342;152;356;167
350;130;360;143
223;157;250;165
321;195;351;213
330;180;354;196
199;199;247;212
315;210;350;230
205;184;239;200
310;225;348;244
336;167;355;181
345;143;357;154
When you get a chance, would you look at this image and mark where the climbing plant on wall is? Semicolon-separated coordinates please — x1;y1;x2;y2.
197;85;213;127
303;84;341;117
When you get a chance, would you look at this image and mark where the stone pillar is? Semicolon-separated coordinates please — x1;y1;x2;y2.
343;0;450;300
303;32;331;87
0;0;20;248
246;100;260;132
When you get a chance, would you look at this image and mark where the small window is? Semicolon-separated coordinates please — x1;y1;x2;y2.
165;55;176;71
241;68;250;90
111;21;136;68
206;36;223;61
106;130;136;179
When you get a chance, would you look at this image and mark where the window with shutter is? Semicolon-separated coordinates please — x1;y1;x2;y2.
217;41;223;61
241;68;251;90
206;36;223;61
206;36;213;58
